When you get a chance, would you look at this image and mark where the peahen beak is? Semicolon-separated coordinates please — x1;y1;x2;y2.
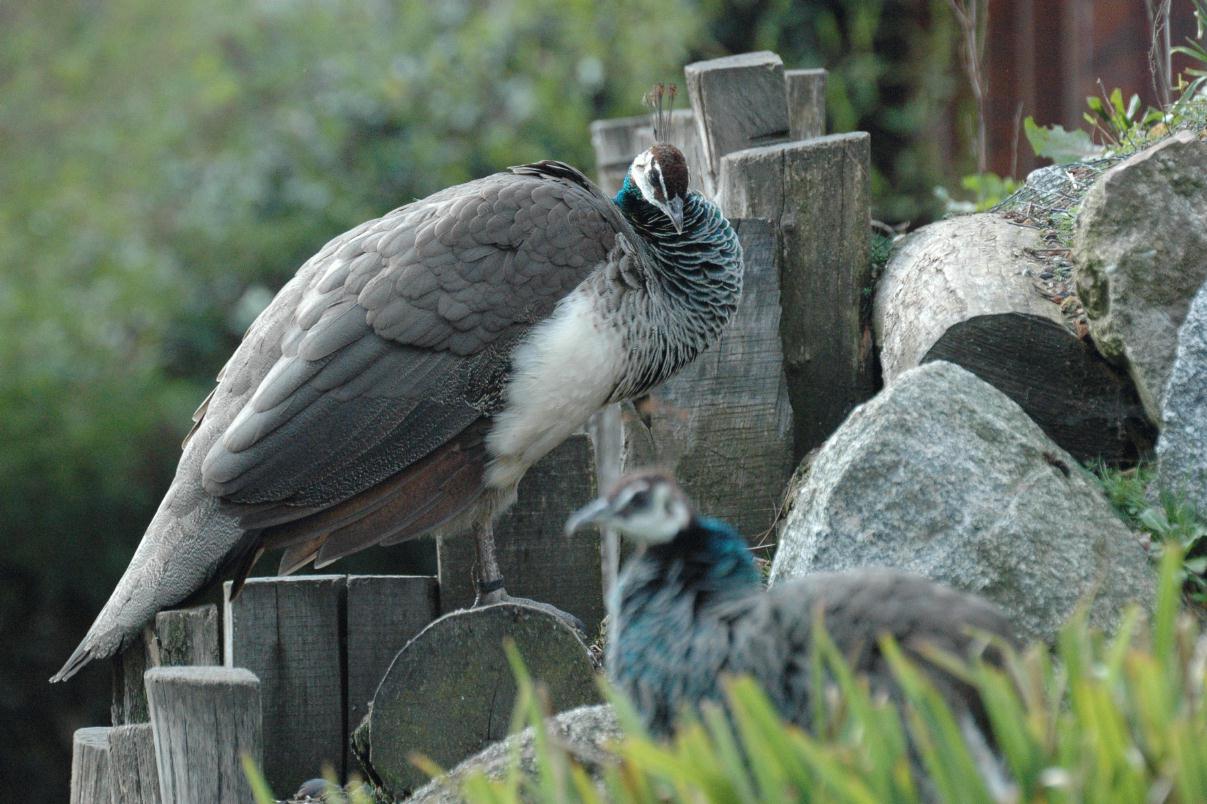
667;197;684;234
564;496;614;537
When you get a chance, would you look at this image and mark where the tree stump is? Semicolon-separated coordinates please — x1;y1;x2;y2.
366;603;600;797
874;213;1153;464
145;666;262;804
112;605;220;727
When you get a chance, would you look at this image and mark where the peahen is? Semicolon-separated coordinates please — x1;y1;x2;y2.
54;87;742;682
565;471;1016;746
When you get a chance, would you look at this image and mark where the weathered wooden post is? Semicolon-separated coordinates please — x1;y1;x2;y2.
224;575;345;791
685;51;791;199
590;114;651;195
721;132;875;456
145;666;262;804
111;605;220;728
344;575;439;767
109;724;160;804
70;727;113;804
785;68;827;140
437;435;605;631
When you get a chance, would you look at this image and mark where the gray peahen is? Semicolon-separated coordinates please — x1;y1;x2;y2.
54;87;742;682
565;471;1016;749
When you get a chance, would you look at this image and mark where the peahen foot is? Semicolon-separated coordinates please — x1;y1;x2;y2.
475;585;587;637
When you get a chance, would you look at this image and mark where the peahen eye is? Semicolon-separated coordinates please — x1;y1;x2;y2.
628;489;651;509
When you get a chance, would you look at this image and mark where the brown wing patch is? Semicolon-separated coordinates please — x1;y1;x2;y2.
258;420;489;572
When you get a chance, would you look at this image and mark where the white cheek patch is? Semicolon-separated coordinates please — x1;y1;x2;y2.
631;163;659;206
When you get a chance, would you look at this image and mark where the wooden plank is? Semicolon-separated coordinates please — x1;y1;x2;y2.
344;575;439;768
437;435;603;632
366;603;600;798
720;133;875;457
785;68;827;140
224;575;345;791
111;640;150;726
145;666;262;804
70;727;113;804
155;605;219;667
685;51;790;194
623;219;793;544
109;723;160;804
587;404;624;593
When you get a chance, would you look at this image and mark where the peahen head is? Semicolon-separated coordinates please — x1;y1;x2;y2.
619;143;689;234
565;470;691;544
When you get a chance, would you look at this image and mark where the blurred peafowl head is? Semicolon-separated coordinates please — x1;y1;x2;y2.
565;470;692;545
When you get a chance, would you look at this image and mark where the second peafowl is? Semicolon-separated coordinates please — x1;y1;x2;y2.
566;470;1016;743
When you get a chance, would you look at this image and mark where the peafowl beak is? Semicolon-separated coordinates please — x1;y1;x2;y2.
564;496;614;536
666;197;684;234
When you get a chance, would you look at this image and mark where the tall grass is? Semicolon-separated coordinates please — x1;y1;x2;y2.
446;547;1207;803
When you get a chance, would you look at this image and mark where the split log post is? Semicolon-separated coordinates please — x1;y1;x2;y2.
112;604;220;726
145;666;262;804
685;51;791;201
623;219;794;544
587;404;625;592
874;213;1154;464
108;724;160;804
365;603;600;798
344;575;439;770
437;434;604;632
224;575;345;791
720;132;875;457
70;727;113;804
785;68;827;140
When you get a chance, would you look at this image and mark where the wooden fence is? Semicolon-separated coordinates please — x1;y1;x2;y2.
70;49;874;803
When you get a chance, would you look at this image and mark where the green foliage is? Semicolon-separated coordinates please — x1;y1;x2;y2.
936;171;1021;214
446;550;1207;803
1096;463;1207;603
1172;0;1207;110
243;756;375;804
1022;116;1101;165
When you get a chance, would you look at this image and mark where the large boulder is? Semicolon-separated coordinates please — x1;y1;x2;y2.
407;705;620;803
1074;132;1207;422
769;361;1155;643
1157;281;1207;513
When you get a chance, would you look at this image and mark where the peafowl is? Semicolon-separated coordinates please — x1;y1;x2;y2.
54;86;743;682
565;471;1016;746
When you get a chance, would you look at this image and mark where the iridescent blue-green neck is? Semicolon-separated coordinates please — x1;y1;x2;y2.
644;515;762;591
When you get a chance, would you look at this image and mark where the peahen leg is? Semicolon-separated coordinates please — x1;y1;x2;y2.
470;517;586;636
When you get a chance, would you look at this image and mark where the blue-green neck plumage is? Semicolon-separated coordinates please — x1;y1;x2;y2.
607;515;762;735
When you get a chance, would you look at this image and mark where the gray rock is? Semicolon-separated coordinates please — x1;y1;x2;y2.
407;705;620;803
1158;281;1207;513
769;361;1155;643
1074;133;1207;422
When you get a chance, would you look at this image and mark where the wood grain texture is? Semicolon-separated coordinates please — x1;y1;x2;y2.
145;666;262;804
624;219;792;544
367;603;600;797
109;723;160;804
785;68;827;140
685;52;790;194
71;727;113;804
721;133;875;457
437;435;604;630
344;575;439;770
224;575;345;792
155;605;219;667
112;640;150;726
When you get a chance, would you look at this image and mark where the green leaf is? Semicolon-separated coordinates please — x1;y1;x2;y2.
1023;116;1100;164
